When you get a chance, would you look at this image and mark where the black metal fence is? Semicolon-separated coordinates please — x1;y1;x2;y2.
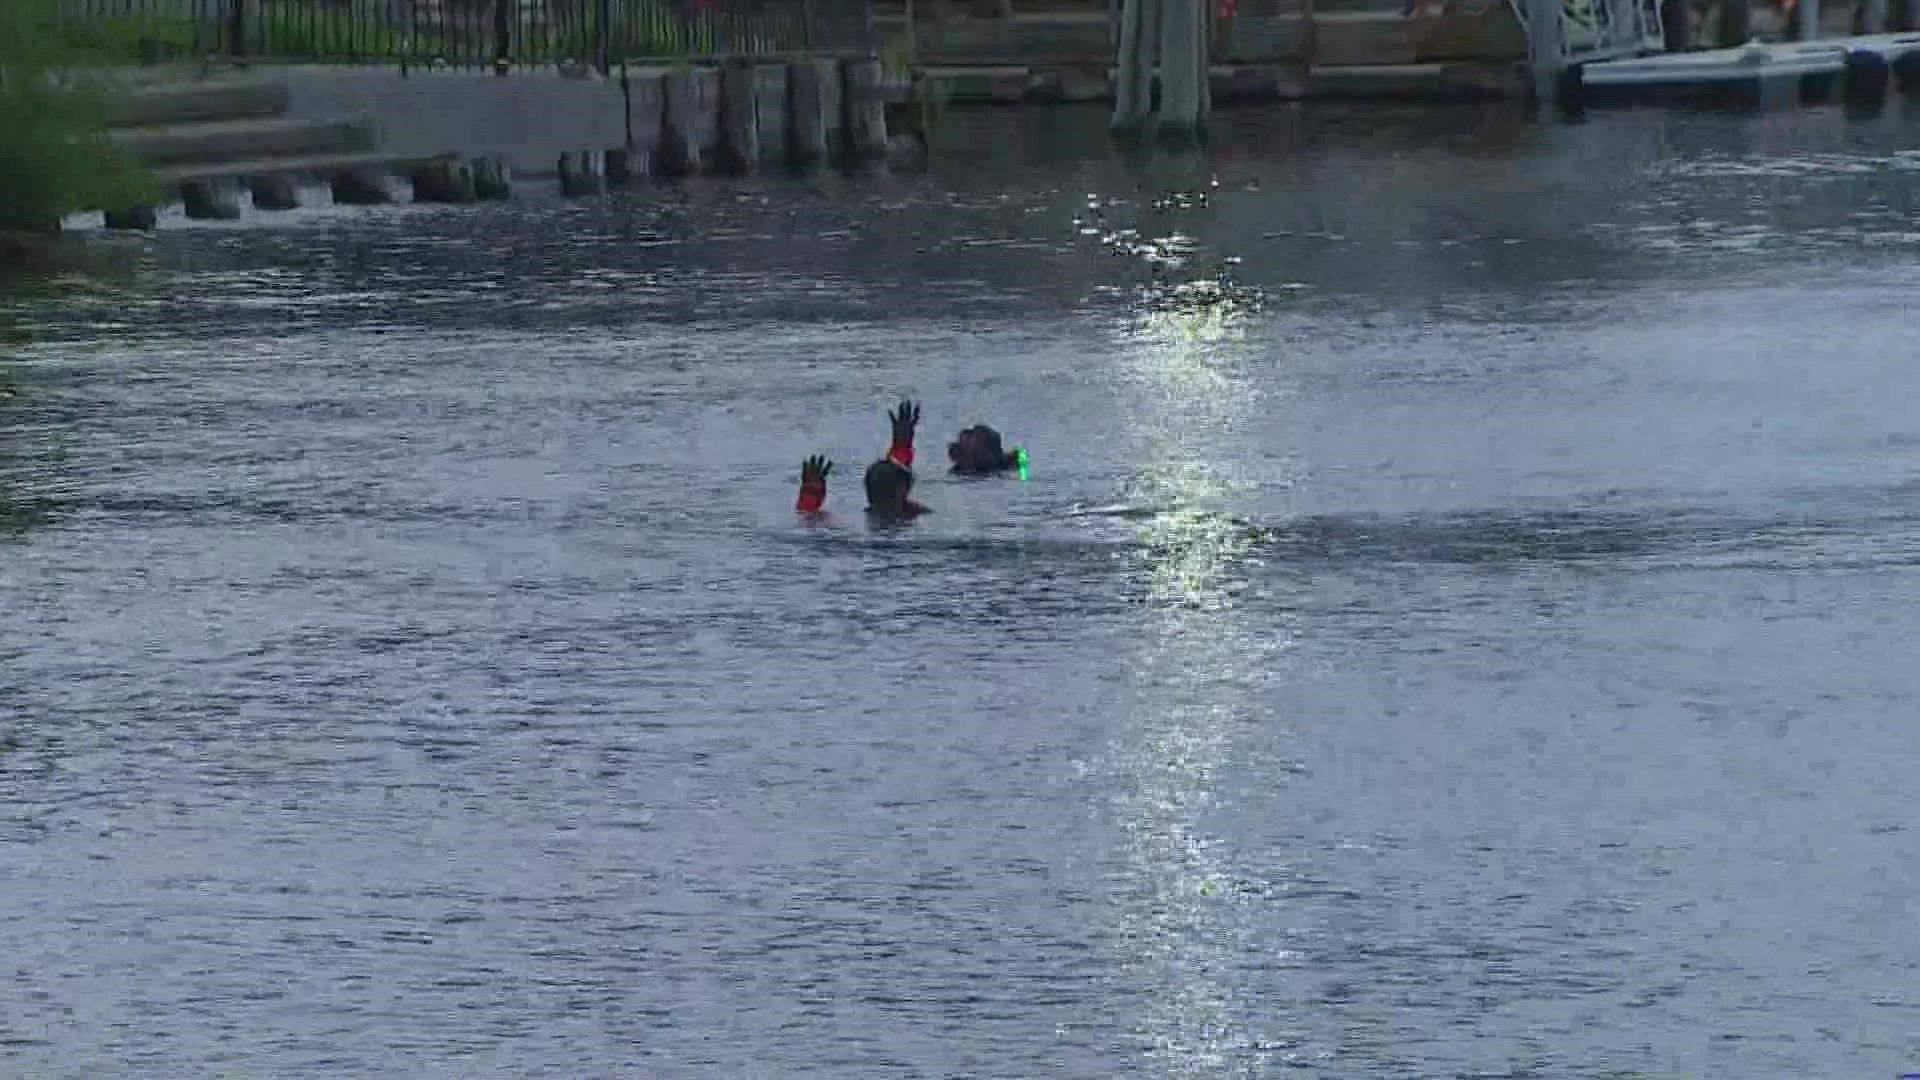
61;0;877;71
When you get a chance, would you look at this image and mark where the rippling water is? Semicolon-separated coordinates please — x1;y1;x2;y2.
5;101;1920;1078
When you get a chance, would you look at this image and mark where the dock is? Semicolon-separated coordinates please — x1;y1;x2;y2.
880;3;1536;104
1573;31;1920;109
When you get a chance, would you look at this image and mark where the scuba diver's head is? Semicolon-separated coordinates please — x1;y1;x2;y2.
947;424;1018;474
864;458;915;517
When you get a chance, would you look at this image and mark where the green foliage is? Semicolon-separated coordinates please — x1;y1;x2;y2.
880;31;916;79
615;3;721;59
0;0;160;231
55;9;216;63
60;4;446;65
56;0;715;67
244;0;427;59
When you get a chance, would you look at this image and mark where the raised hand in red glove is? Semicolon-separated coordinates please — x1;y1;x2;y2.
886;399;920;469
795;454;832;513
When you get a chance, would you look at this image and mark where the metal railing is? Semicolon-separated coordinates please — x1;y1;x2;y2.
60;0;877;71
1512;0;1663;66
1558;0;1663;60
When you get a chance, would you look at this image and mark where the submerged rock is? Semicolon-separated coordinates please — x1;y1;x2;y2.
182;180;243;221
558;151;606;197
103;205;159;231
331;168;392;205
471;155;512;200
411;157;477;204
249;174;302;211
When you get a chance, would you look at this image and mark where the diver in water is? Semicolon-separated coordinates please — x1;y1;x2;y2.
947;423;1022;475
862;457;930;521
794;399;932;521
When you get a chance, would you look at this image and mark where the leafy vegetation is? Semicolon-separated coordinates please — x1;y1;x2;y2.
0;0;159;235
54;0;727;68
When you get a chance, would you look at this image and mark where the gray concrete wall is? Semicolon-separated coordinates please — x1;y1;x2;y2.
265;65;628;177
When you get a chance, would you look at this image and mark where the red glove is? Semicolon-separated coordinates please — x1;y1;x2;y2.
795;455;831;513
886;399;920;469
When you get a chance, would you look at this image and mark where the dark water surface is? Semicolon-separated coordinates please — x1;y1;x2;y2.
5;101;1920;1078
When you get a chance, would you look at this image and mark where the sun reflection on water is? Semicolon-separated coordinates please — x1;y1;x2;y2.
1093;276;1307;1075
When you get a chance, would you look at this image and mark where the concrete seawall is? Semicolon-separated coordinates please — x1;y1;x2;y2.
87;58;904;228
269;65;629;178
87;22;1529;231
268;60;898;181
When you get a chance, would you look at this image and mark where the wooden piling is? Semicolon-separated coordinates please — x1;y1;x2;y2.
471;156;512;200
1523;0;1564;108
606;147;635;186
627;67;667;178
843;58;890;160
753;63;792;167
1716;0;1750;48
719;63;759;174
1795;0;1818;40
1112;0;1155;133
559;150;607;197
1659;0;1690;50
663;66;721;176
788;59;839;166
1154;0;1205;141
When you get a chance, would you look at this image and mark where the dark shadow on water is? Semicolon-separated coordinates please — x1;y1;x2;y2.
1;283;66;542
1064;488;1920;571
778;524;1131;558
0;472;57;540
3;261;152;543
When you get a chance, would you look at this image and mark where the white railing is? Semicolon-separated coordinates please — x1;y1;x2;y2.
1512;0;1664;64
